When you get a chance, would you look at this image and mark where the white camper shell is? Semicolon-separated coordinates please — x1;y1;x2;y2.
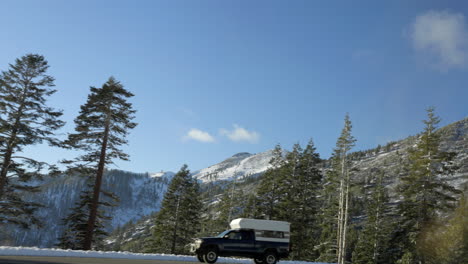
229;218;290;243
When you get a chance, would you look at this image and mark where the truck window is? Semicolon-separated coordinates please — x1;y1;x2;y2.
225;231;242;240
257;230;285;239
216;230;230;238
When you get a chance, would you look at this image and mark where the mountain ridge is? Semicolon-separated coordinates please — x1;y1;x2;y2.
2;117;467;248
102;116;468;252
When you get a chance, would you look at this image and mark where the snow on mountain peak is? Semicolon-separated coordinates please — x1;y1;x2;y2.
149;171;175;179
193;150;274;183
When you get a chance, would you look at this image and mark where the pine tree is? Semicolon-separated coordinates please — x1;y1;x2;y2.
241;193;262;219
278;143;303;221
397;107;460;263
256;144;285;220
146;165;202;254
316;168;340;263
352;170;393;264
0;54;64;229
63;77;136;250
281;140;322;260
317;114;356;264
57;183;118;250
336;114;356;264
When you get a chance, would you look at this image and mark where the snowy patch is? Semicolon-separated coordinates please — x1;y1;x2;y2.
194;150;275;183
0;247;331;264
150;171;175;179
150;172;166;178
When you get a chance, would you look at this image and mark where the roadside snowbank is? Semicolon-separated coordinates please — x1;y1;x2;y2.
0;247;330;264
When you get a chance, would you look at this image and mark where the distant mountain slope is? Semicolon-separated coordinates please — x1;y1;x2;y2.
1;170;172;247
1;150;275;248
349;117;468;193
192;150;275;183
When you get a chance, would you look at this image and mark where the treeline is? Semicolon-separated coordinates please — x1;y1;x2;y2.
348;140;400;161
143;109;467;264
0;54;137;250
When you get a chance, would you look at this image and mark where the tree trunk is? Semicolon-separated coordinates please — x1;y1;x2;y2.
83;120;110;250
341;169;350;264
337;175;344;263
337;149;346;264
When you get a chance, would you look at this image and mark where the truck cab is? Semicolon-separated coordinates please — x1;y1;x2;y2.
190;218;290;264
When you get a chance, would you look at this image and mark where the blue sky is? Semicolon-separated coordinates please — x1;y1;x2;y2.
1;0;467;173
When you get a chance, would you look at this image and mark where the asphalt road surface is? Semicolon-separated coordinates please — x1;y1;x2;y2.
0;256;200;264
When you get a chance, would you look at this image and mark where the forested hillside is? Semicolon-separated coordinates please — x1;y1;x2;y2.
106;115;468;263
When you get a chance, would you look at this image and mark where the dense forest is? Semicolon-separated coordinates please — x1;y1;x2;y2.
137;109;466;264
1;54;467;264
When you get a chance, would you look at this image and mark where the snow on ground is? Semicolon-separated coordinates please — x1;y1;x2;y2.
0;247;331;264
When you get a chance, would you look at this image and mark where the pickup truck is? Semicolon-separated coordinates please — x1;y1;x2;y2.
190;218;290;264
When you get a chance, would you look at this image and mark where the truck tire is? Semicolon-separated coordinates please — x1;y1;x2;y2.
263;251;278;264
254;258;264;264
197;254;204;262
203;248;218;264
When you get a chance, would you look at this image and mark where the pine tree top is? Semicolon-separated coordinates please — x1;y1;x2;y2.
0;54;64;148
64;77;137;167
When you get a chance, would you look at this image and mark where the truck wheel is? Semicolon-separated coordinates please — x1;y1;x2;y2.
197;254;204;262
254;258;264;264
263;252;277;264
203;248;218;264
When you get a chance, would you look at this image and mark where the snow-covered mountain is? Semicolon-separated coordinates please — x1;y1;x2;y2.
192;150;275;183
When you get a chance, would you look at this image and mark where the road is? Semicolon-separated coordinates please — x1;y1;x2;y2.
0;256;198;264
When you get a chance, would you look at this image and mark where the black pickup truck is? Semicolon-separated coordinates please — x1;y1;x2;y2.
190;229;290;264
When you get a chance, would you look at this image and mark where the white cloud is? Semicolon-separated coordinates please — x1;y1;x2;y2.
220;125;260;144
410;10;468;70
184;129;215;143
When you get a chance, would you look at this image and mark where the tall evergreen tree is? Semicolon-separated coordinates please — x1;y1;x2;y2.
281;140;322;260
317;114;356;264
146;165;202;254
316;167;340;262
64;77;136;250
336;114;356;264
256;144;285;220
278;143;303;221
352;170;393;264
0;54;64;228
397;107;460;263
